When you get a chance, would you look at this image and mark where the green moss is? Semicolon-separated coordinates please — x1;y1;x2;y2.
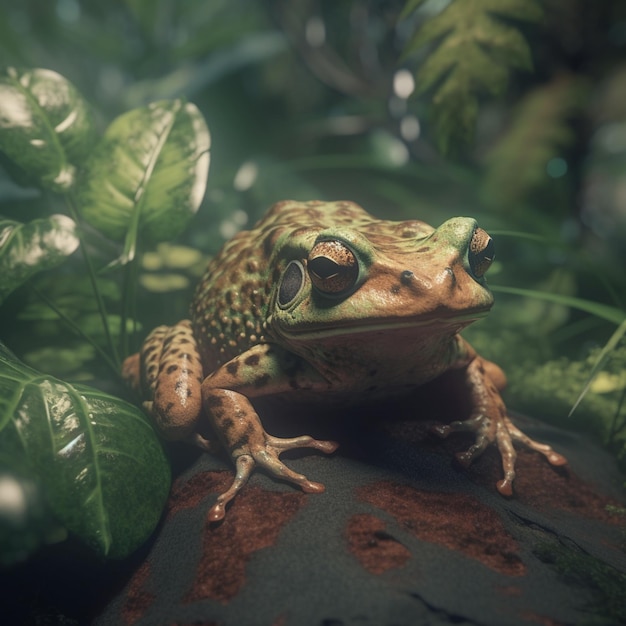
534;541;626;625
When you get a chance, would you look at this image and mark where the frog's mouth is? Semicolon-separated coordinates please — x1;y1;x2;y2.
276;306;491;340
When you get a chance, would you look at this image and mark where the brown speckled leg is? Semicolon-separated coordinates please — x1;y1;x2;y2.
433;354;566;495
123;321;215;449
202;345;339;521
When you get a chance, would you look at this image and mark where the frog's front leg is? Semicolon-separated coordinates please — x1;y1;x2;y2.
433;339;567;495
122;320;214;450
202;343;339;521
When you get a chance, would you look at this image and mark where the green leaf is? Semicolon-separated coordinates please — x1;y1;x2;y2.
0;342;170;558
569;320;626;417
399;0;430;21
491;285;626;325
482;76;589;209
402;0;542;154
76;99;210;259
0;67;96;191
0;214;80;304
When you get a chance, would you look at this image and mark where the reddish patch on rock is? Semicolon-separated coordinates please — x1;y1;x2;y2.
471;448;624;525
521;611;568;626
347;513;411;574
358;481;526;576
169;622;218;626
120;560;155;626
167;471;232;517
184;481;306;604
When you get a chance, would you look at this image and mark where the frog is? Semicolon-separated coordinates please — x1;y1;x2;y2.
123;200;567;521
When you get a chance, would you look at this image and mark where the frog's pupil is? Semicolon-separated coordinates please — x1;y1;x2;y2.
309;256;339;280
278;261;304;307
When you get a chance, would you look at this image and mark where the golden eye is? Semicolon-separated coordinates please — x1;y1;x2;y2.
307;240;359;295
468;227;495;278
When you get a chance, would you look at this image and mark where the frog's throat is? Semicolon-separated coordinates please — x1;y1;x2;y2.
274;309;489;340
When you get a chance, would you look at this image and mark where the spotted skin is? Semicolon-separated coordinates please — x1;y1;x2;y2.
124;200;566;520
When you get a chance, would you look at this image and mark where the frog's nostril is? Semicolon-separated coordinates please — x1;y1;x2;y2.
400;270;414;285
468;228;495;278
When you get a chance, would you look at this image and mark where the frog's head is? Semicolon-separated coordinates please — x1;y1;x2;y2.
268;216;495;342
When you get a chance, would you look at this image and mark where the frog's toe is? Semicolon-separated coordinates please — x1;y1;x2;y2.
266;434;339;455
208;435;337;521
208;454;255;522
503;416;567;466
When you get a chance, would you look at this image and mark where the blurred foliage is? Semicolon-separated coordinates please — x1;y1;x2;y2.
401;0;543;155
0;0;625;469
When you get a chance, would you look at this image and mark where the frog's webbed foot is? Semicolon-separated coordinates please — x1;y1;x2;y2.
432;355;566;496
208;434;339;522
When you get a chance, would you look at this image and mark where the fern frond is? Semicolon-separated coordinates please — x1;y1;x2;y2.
482;75;589;209
401;0;543;155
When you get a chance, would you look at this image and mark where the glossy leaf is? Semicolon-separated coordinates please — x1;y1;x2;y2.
0;214;79;304
76;99;210;258
0;342;170;558
0;67;96;191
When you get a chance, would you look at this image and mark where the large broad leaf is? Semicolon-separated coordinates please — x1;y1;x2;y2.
76;99;210;261
0;342;171;559
0;67;96;191
0;214;80;304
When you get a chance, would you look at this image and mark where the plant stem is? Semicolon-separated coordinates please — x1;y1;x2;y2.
31;285;121;379
121;241;141;357
64;192;121;369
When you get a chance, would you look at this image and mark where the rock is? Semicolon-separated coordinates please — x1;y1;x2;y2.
95;392;626;626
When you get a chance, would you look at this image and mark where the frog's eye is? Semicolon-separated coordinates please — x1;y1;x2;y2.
278;260;305;308
468;227;495;278
307;240;359;295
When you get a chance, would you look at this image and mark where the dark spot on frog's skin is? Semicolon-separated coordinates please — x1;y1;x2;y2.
226;361;239;376
222;417;234;430
228;423;256;453
165;401;175;416
255;373;271;388
178;338;191;345
245;354;260;367
166;364;178;375
390;284;401;295
148;364;157;374
144;344;159;355
205;395;223;408
400;270;414;285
